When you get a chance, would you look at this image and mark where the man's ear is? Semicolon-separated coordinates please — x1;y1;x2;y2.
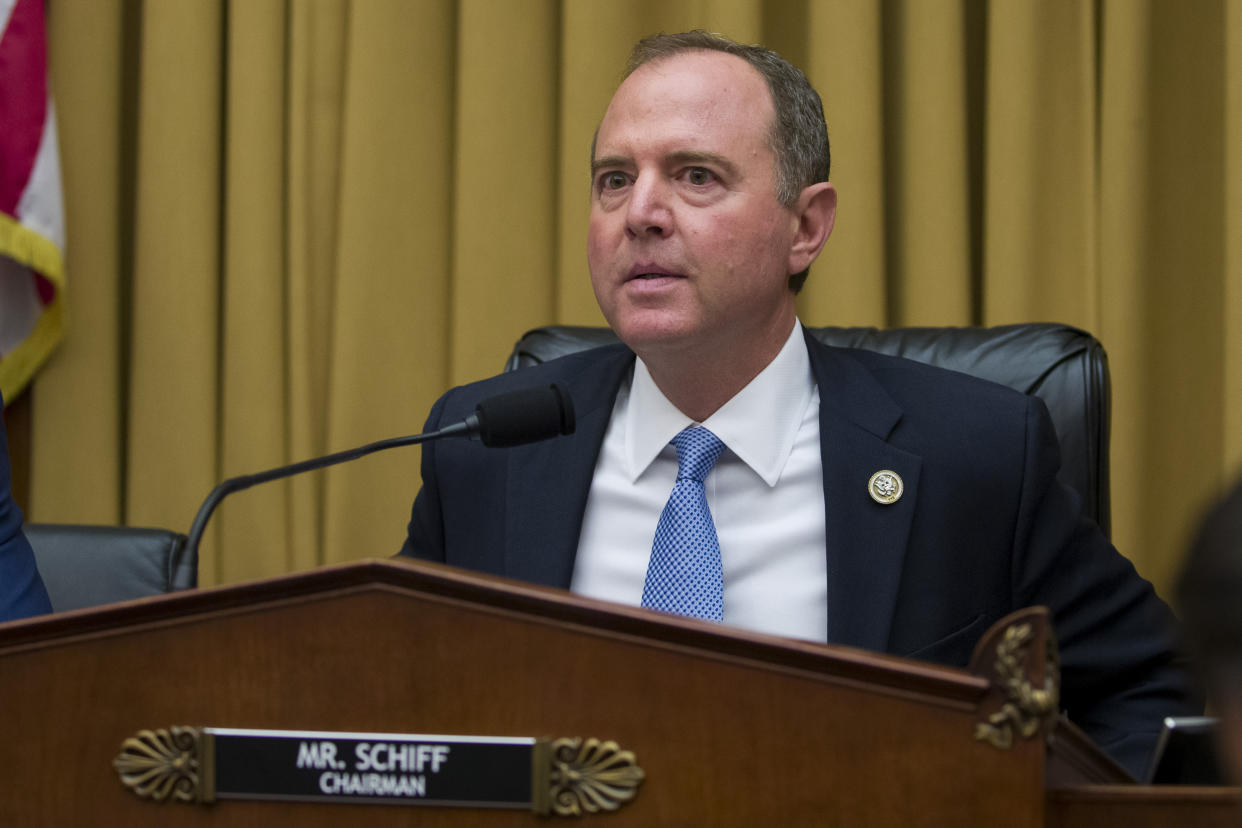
787;182;837;276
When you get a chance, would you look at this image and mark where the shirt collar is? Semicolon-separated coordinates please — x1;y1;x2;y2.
625;321;815;486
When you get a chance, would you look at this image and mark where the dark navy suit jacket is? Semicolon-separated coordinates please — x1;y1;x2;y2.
0;395;51;623
401;330;1198;778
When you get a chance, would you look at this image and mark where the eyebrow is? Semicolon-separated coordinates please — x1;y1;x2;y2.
590;150;740;180
591;155;632;178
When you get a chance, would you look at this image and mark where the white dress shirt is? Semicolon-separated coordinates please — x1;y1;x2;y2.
572;321;829;642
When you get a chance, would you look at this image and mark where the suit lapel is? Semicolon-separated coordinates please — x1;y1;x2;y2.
503;346;634;589
807;335;921;652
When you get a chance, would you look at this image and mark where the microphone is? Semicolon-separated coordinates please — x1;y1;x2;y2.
453;381;575;448
183;383;575;561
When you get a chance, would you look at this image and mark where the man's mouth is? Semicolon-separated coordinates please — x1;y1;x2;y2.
626;265;683;281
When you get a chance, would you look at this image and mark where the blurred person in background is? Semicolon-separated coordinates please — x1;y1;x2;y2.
1178;476;1242;780
0;394;51;622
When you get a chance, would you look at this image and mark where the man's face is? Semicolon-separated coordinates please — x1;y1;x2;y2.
587;51;802;360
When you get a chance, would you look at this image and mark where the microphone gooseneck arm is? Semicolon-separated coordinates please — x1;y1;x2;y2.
183;420;474;565
183;383;575;563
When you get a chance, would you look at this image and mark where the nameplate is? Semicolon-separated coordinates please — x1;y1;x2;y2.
212;728;533;805
113;726;643;817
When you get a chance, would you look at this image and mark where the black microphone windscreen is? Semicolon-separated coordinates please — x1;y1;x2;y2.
474;384;576;448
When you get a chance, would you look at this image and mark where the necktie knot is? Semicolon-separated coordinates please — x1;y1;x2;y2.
672;427;725;483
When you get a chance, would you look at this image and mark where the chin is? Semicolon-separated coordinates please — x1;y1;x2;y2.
611;317;701;356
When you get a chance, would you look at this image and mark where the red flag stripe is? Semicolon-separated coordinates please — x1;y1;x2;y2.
0;0;48;215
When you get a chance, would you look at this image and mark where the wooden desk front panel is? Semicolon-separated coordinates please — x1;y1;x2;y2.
1047;785;1242;827
0;576;1040;827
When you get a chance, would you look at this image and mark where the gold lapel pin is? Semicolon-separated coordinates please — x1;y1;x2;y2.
868;470;903;505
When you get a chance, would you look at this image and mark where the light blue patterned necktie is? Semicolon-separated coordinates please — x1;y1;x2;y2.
641;426;726;622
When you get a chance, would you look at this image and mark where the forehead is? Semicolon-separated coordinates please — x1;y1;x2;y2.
596;50;775;157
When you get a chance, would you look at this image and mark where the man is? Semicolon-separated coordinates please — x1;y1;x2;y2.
401;30;1197;778
1178;476;1242;780
0;394;52;622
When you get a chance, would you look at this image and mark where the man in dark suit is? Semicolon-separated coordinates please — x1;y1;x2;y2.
0;394;51;622
1179;476;1242;780
401;30;1197;777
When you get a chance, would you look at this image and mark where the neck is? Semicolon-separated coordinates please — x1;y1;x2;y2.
639;318;797;422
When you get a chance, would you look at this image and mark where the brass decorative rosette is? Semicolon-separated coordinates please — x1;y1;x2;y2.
541;737;645;816
113;726;205;803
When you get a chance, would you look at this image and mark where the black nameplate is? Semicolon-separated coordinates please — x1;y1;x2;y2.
207;728;533;807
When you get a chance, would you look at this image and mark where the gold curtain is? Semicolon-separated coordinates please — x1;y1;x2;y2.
30;0;1241;599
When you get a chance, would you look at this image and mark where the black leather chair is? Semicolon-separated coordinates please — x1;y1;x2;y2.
25;523;197;613
505;323;1111;536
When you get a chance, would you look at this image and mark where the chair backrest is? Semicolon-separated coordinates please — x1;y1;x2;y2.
25;523;197;613
505;323;1112;537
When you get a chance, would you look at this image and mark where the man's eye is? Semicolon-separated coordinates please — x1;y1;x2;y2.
686;167;714;185
601;172;628;190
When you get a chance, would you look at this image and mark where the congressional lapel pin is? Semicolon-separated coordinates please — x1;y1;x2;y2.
868;470;903;505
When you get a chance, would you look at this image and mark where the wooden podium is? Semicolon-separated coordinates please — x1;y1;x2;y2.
0;557;1238;826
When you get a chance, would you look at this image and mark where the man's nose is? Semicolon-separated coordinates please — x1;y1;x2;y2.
625;175;672;239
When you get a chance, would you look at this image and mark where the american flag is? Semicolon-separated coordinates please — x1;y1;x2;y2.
0;0;64;403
